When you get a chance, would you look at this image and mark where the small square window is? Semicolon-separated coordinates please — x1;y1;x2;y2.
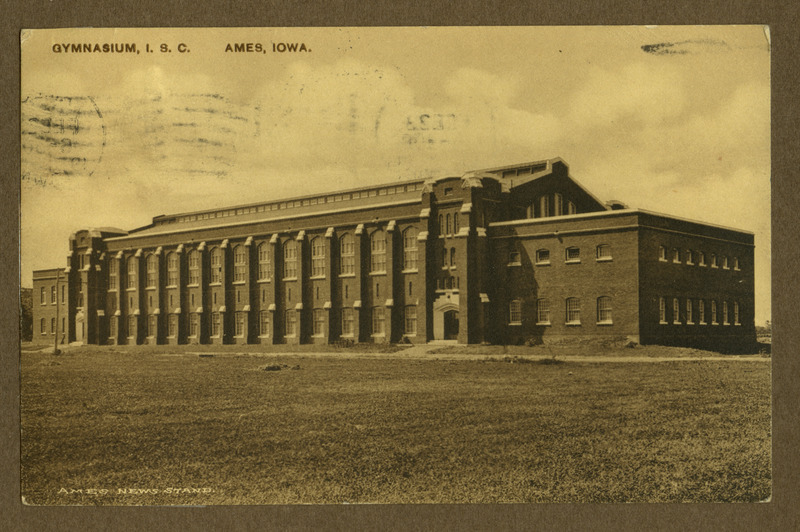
565;247;580;263
508;251;521;266
535;249;550;265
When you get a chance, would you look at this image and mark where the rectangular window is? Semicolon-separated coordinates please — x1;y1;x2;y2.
40;318;46;335
235;312;246;337
699;299;706;324
370;232;387;273
566;298;581;325
285;310;297;336
40;287;45;305
508;251;521;265
340;235;355;275
109;260;118;288
554;193;563;216
658;246;667;262
234;246;247;282
673;298;681;324
127;259;137;289
190;314;199;337
311;239;326;278
61;285;65;303
596;245;612;261
258;244;272;281
146;256;157;288
597;297;612;324
535;249;550;265
51;317;56;333
698;252;706;266
403;228;418;271
284;242;298;279
212;312;221;337
51;286;57;304
539;196;550;217
659;297;667;324
722;256;729;270
211;249;222;283
711;254;718;268
313;309;325;336
723;301;729;325
404;305;417;335
673;249;681;264
686;299;694;324
189;251;200;285
734;302;740;325
260;311;270;337
167;254;178;286
148;315;157;337
536;298;550;325
711;300;718;325
686;250;694;265
109;317;117;338
341;308;354;336
372;306;385;335
129;315;137;338
168;315;177;337
565;247;580;263
734;257;740;271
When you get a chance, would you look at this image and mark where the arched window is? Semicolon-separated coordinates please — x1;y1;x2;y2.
126;256;137;289
566;298;581;324
567;201;577;215
258;242;271;281
554;193;563;216
339;233;354;275
167;252;178;286
509;300;522;325
311;237;325;277
539;196;550;217
146;254;157;288
453;213;459;233
210;247;222;283
370;230;386;273
188;250;200;285
233;245;247;282
597;296;612;324
283;240;297;279
536;298;550;325
403;227;418;270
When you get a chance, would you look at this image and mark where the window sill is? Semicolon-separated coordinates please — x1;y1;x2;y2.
369;271;387;277
508;322;522;326
370;333;386;338
659;320;668;325
187;284;200;288
145;286;157;291
672;261;681;264
339;273;356;278
340;334;355;338
673;321;681;325
126;287;137;292
311;334;325;338
658;258;668;262
309;275;327;281
699;321;707;325
687;321;695;325
401;269;419;274
596;258;613;263
165;285;178;289
257;278;271;283
535;261;550;266
596;321;614;326
711;323;719;326
507;262;521;267
209;282;222;287
735;323;741;326
686;262;694;266
565;260;581;265
403;333;417;338
282;277;298;282
535;321;551;326
232;281;246;285
566;322;582;326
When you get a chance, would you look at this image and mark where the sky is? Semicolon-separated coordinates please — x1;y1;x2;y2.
20;26;771;323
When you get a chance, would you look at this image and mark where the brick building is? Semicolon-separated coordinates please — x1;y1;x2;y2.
31;158;756;351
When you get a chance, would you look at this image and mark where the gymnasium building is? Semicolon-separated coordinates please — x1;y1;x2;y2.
32;158;756;351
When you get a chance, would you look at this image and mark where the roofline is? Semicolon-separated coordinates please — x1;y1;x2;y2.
489;208;754;236
473;157;564;174
153;176;428;222
107;197;422;242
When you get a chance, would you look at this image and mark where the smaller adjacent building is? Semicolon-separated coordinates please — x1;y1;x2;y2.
31;158;757;352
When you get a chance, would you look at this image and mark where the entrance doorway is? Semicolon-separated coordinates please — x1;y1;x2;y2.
444;310;459;340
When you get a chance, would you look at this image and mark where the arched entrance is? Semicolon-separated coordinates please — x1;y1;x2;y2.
443;309;459;340
433;293;460;341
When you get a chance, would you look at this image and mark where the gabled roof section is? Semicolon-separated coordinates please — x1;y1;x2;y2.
475;157;608;211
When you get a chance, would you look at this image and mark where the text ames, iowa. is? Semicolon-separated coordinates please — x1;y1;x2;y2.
225;42;311;54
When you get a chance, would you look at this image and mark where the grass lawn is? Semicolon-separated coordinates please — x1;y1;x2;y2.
20;347;771;504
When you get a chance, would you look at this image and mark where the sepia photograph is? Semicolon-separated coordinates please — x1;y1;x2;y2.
19;26;771;505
